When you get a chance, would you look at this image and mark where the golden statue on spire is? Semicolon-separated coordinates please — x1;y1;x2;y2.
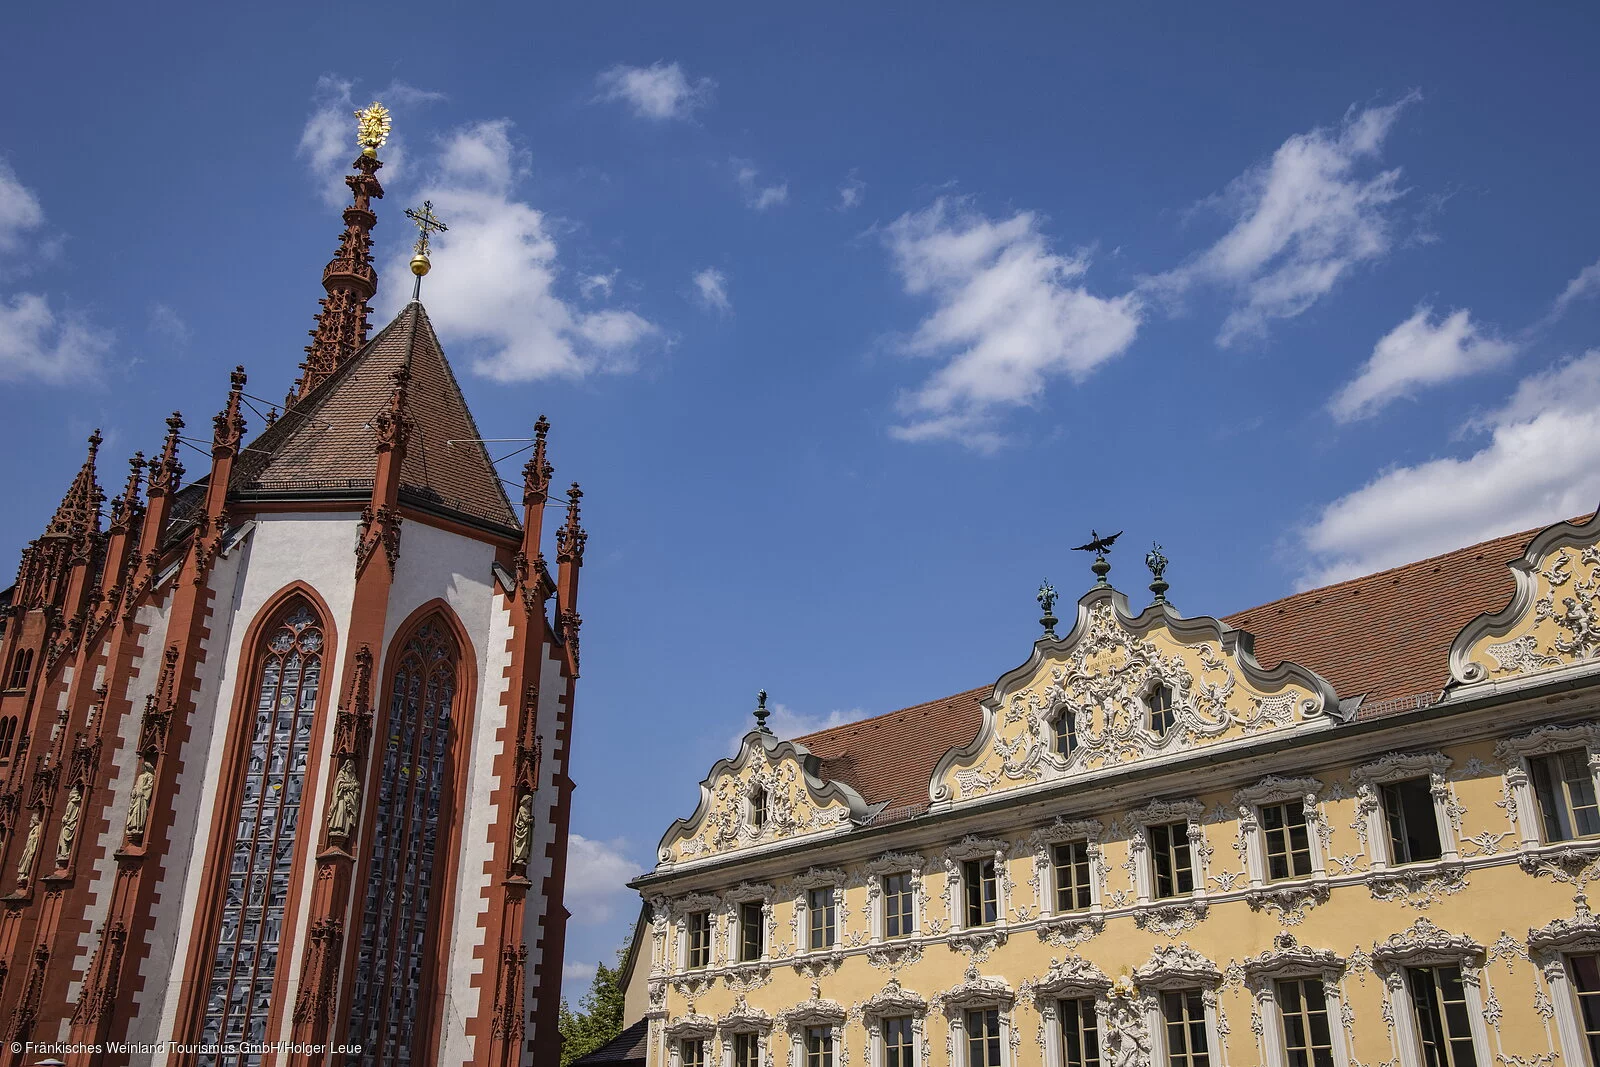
355;101;392;157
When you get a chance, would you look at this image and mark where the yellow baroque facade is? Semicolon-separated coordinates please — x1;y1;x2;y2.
630;509;1600;1067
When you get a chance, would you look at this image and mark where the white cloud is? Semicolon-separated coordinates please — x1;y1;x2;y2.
565;834;644;926
733;159;788;211
882;197;1141;449
726;703;854;758
1300;349;1600;587
1551;258;1600;320
297;75;438;208
596;61;715;121
692;267;731;314
838;171;866;211
0;160;43;253
380;120;660;381
1151;93;1419;346
579;271;618;299
148;303;191;347
563;960;598;985
0;163;111;383
0;293;113;383
1329;306;1516;422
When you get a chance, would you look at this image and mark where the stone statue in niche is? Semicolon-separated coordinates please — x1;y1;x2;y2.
56;783;83;867
1102;995;1149;1067
126;759;155;839
512;793;534;870
16;809;42;881
327;761;361;840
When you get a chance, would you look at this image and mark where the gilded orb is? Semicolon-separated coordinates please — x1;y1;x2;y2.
410;253;432;277
362;145;378;159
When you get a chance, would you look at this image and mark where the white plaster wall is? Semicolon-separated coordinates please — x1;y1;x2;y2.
520;642;572;1059
147;513;360;1061
64;593;173;1034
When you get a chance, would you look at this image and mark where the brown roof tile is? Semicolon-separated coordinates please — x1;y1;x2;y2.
229;302;519;532
796;521;1575;811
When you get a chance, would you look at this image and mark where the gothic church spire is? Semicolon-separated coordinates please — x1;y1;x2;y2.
294;103;389;400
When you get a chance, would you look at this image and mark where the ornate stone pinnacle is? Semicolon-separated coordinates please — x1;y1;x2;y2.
1036;580;1059;639
754;689;771;734
1146;542;1170;603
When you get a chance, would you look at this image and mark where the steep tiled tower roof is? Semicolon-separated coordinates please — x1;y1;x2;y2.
226;302;519;534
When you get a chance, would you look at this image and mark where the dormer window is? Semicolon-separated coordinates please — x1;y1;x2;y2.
1053;707;1078;757
749;785;768;830
1147;683;1175;736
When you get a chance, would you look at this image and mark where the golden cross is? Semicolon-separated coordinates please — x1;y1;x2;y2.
404;201;449;258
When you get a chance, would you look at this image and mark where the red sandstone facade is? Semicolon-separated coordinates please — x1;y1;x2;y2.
0;146;580;1066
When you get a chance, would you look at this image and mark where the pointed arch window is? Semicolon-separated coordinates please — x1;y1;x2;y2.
200;601;323;1061
0;716;17;762
6;647;34;691
348;617;460;1065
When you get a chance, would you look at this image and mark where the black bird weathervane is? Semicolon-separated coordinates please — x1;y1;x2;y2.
1072;529;1122;585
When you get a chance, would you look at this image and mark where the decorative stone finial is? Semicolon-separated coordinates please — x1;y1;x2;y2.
1072;529;1121;586
1146;542;1169;603
754;690;771;734
1036;580;1059;639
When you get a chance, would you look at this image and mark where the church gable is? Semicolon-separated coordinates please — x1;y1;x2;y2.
658;731;870;867
1450;508;1600;688
932;586;1341;806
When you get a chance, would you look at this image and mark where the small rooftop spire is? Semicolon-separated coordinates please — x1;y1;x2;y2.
213;366;247;454
556;482;586;567
48;430;104;538
150;413;185;495
523;415;553;507
754;689;771;734
109;451;145;530
1037;579;1059;639
297;104;387;399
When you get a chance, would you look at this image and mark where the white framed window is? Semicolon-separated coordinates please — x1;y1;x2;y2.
778;999;847;1067
1498;724;1600;852
670;892;721;972
1352;753;1458;869
964;858;1000;926
942;837;1010;935
1027;819;1105;924
866;852;925;944
1129;801;1207;907
1029;956;1111;1067
1371;918;1489;1067
807;886;838;950
793;867;846;956
748;785;769;831
1528;902;1600;1066
860;979;929;1067
721;884;775;967
682;1038;708;1067
1052;705;1081;758
1241;934;1351;1067
1134;945;1223;1067
939;970;1015;1067
686;910;712;969
664;1014;717;1067
1235;777;1327;889
729;1031;762;1067
1145;682;1177;737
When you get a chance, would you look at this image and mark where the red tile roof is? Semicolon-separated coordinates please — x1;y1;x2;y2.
229;302;519;532
796;522;1570;812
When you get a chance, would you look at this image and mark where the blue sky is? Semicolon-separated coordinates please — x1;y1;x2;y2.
3;2;1599;1002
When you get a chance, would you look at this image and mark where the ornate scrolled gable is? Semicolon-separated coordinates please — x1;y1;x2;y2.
1450;508;1600;687
1240;932;1344;983
657;731;870;865
1133;943;1223;990
719;994;774;1032
1020;955;1111;1005
1370;918;1483;973
776;982;847;1031
931;587;1341;806
856;977;929;1022
935;964;1016;1015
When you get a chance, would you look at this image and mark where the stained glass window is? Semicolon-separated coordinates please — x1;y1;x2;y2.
347;618;459;1066
199;602;323;1067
